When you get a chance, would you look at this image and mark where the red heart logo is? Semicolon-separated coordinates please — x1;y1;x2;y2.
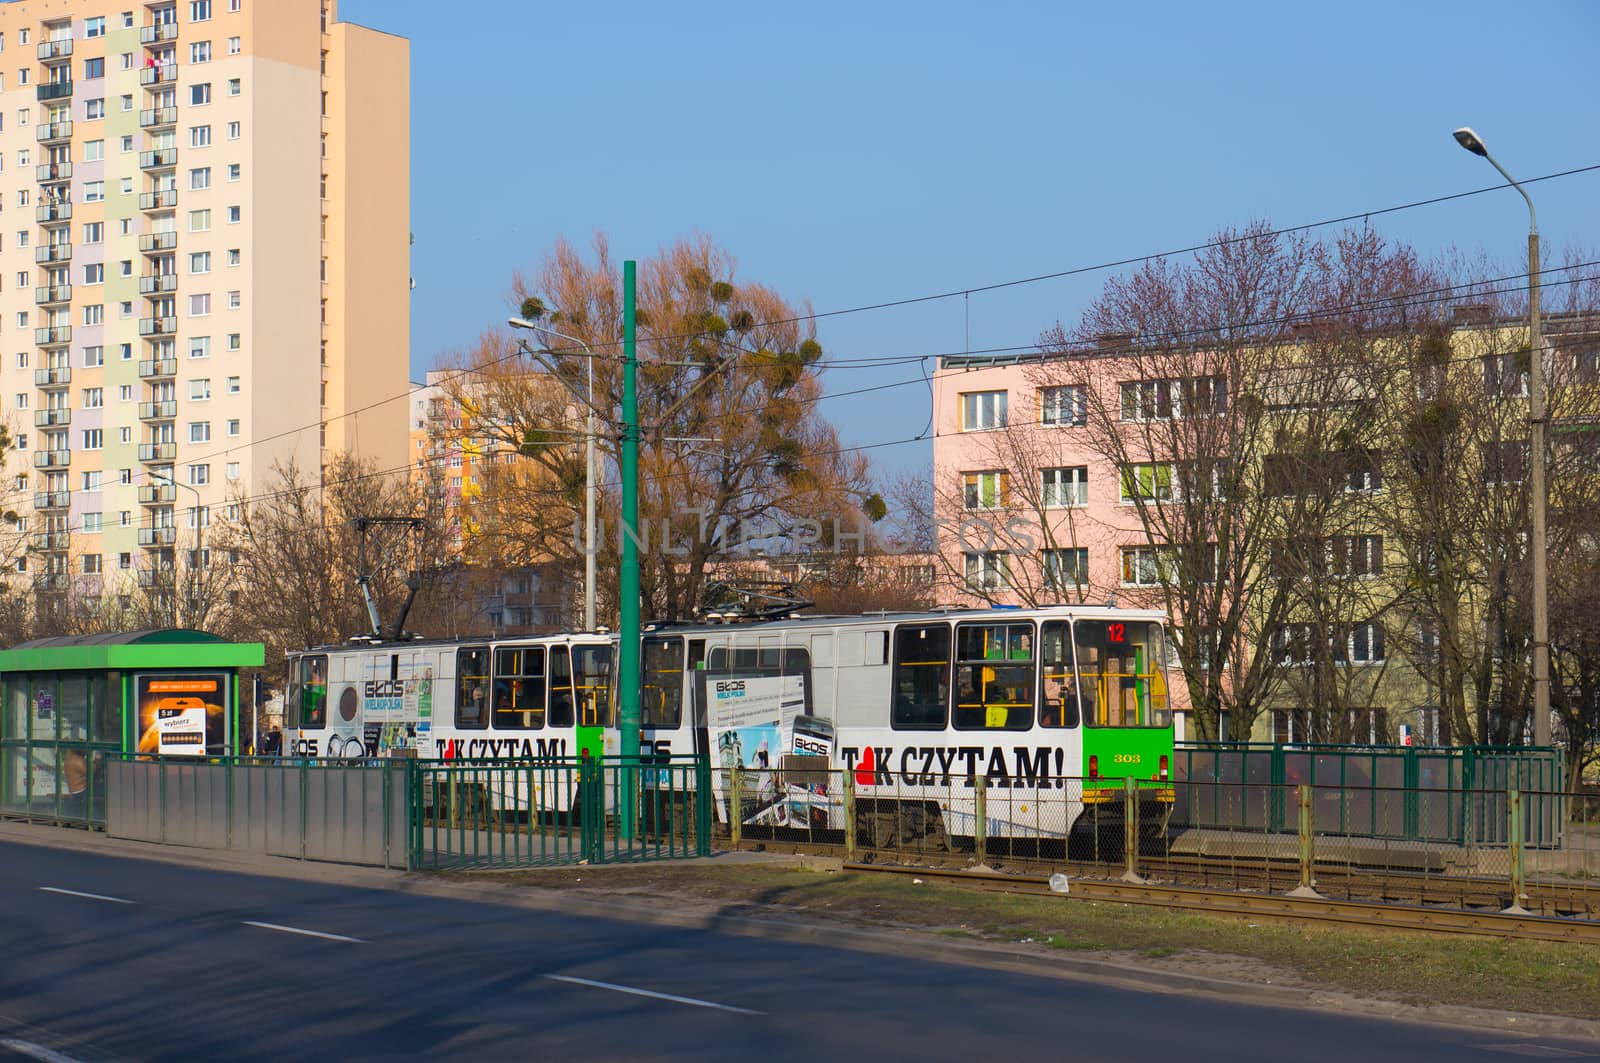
855;746;876;787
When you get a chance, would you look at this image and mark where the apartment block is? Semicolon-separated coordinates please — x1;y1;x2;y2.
0;0;408;599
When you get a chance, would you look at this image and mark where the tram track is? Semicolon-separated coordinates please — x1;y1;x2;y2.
838;861;1600;944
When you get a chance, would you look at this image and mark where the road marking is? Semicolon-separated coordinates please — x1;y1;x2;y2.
38;887;134;905
543;974;763;1015
0;1036;89;1063
242;920;364;944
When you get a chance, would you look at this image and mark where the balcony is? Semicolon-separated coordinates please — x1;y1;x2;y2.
33;449;70;470
138;443;177;463
139;23;178;45
37;39;73;61
139;232;178;254
139;148;177;171
37;80;73;102
139;316;177;337
138;189;178;211
33;573;69;593
36;120;72;144
30;532;69;551
139;106;177;130
138;526;178;547
138;358;177;379
36;201;72;223
139;400;177;421
33;408;70;428
139;66;176;87
34;366;71;387
36;161;72;183
139;274;179;295
35;326;71;347
35;244;72;265
33;491;70;510
34;284;71;306
139;483;176;505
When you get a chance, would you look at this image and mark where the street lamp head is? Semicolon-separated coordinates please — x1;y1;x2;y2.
1453;127;1489;157
507;317;535;331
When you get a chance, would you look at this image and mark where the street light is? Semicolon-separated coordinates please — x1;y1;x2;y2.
507;316;602;632
1452;126;1550;746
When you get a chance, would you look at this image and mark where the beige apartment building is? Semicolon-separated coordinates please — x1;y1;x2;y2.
0;0;408;599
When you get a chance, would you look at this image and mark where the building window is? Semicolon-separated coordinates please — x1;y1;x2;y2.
190;41;211;63
190;252;211;274
227;121;240;140
191;0;213;22
963;551;1009;592
225;461;240;480
188;464;210;485
84;139;105;162
962;470;1008;511
227;163;240;182
84;181;105;203
83;58;104;80
85;99;105;120
227;77;240;96
1482;440;1528;485
1483;352;1529;398
228;36;241;55
226;418;239;436
189;336;210;358
82;387;103;408
83;304;103;326
81;429;103;450
1331;535;1383;577
189;293;211;316
83;512;103;532
1119;462;1174;502
1042;548;1089;592
226;333;240;351
83;263;104;285
86;17;106;38
189;421;210;443
189;378;211;400
83;554;102;574
1120;546;1167;588
226;376;239;394
227;206;240;224
1040;385;1087;427
227;249;241;267
190;125;211;147
226;291;240;309
1041;466;1088;508
190;209;211;232
82;470;103;491
959;390;1007;431
84;346;104;367
1344;622;1386;665
191;167;211;190
191;83;211;106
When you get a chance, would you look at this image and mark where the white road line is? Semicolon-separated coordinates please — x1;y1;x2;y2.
0;1036;89;1063
37;887;134;905
242;920;365;944
543;974;763;1015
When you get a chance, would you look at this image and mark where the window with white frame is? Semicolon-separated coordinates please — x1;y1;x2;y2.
81;428;103;450
189;336;209;358
84;346;104;367
82;304;103;325
226;419;239;436
225;461;239;480
1120;546;1167;587
1119;462;1174;502
190;83;211;106
190;41;211;63
190;167;211;190
1041;466;1088;508
1042;547;1089;592
1040;385;1087;427
190;252;211;274
82;387;103;408
189;293;211;316
191;1;212;22
188;463;209;485
959;390;1007;431
962;470;1007;511
84;139;104;161
226;376;239;394
189;421;210;442
963;551;1009;592
190;125;211;148
189;378;210;400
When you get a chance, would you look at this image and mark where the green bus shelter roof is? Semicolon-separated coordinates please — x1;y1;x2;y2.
0;629;265;672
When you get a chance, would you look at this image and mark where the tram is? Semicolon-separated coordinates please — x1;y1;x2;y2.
639;604;1176;851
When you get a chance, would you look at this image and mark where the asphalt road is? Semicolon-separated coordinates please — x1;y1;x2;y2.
0;839;1594;1062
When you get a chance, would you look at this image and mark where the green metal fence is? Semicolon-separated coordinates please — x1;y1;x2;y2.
1173;742;1564;847
408;755;712;870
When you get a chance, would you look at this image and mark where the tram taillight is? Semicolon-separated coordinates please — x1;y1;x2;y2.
1088;754;1099;778
1158;754;1169;781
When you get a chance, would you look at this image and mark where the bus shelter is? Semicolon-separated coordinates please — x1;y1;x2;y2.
0;629;265;825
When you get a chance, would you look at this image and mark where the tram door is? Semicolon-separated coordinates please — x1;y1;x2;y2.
571;642;613;758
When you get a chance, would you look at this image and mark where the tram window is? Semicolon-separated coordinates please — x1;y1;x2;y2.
1074;620;1171;728
548;647;575;728
573;644;614;727
455;647;491;730
286;659;300;729
953;622;1034;730
493;646;546;730
1039;622;1080;729
643;637;684;728
292;654;327;730
890;623;950;730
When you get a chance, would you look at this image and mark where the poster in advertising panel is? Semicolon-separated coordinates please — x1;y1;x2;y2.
135;675;228;756
706;673;832;829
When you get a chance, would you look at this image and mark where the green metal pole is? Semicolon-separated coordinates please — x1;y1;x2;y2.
619;259;641;840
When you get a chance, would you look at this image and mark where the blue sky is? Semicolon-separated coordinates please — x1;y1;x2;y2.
343;0;1599;483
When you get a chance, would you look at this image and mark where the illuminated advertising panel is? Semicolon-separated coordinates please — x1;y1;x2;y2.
135;675;228;756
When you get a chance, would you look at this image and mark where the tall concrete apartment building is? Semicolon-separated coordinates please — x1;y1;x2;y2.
0;0;408;598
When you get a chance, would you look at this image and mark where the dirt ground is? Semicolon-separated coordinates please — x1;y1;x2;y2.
449;862;1600;1021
